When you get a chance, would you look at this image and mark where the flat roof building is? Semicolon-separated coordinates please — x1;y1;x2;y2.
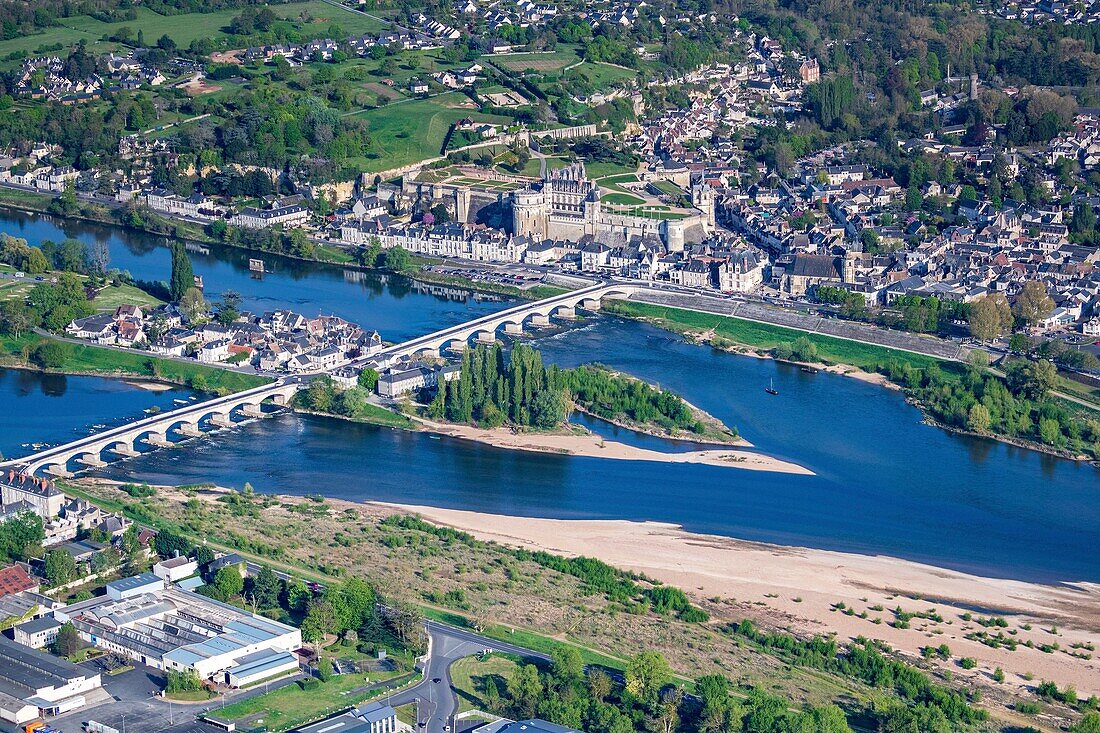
0;635;102;723
56;575;301;680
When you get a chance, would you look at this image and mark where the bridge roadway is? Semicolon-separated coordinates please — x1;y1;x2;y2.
355;281;636;366
1;283;636;477
0;380;303;477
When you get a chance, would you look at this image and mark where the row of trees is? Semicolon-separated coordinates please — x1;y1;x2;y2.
428;344;706;434
429;343;567;429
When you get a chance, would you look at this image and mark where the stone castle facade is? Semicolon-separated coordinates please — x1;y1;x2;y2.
511;163;715;251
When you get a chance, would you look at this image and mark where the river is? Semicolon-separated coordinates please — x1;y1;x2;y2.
1;209;1097;584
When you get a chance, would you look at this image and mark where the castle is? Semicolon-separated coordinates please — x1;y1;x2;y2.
511;163;714;251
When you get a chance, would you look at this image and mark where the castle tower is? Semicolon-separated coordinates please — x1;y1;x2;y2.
969;73;978;101
512;189;547;240
692;183;716;232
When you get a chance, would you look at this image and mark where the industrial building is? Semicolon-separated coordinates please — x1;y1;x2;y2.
0;635;102;724
54;573;301;685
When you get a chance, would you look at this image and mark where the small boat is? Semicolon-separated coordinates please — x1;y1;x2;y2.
764;379;779;396
428;435;441;440
173;399;188;405
800;366;819;374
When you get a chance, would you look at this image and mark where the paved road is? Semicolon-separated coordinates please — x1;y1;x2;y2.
384;621;549;733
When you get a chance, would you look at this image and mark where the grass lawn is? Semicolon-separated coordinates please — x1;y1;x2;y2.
0;187;55;211
491;50;580;74
601;192;645;206
583;161;638;179
167;689;217;702
0;274;161;311
216;669;413;732
350;94;511;173
0;333;271;394
449;655;519;712
603;300;950;374
0;1;387;59
91;283;163;311
567;62;638;92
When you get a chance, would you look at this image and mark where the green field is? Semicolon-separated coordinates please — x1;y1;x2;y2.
0;1;388;59
350;94;511;173
448;655;520;712
601;192;646;206
567;61;639;92
491;49;581;74
0;333;271;394
604;300;950;373
216;670;413;732
0;271;160;311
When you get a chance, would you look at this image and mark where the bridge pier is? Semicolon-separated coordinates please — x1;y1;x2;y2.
503;322;524;336
77;452;106;469
110;442;140;458
475;330;498;345
446;339;467;354
554;306;577;320
209;413;234;428
241;404;264;419
143;431;174;448
580;298;602;311
272;394;290;407
177;422;203;438
46;464;71;478
528;314;552;328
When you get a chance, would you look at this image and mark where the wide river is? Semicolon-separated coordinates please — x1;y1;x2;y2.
1;209;1097;584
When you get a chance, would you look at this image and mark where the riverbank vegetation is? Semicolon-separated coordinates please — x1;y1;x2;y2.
66;477;1016;733
0;332;268;393
428;343;737;440
294;375;415;430
605;300;1100;460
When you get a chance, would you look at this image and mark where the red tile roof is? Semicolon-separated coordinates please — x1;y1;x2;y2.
0;564;37;597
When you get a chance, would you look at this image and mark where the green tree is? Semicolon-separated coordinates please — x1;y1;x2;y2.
44;548;78;586
967;404;992;433
506;663;544;718
169;241;195;302
248;565;281;610
1013;280;1055;326
179;286;207;322
969;293;1013;341
213;564;245;600
383;245;413;273
358;368;380;391
625;651;670;701
52;622;82;657
1073;713;1100;733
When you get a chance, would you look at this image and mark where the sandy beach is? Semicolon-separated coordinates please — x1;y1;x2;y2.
382;503;1100;696
412;417;814;475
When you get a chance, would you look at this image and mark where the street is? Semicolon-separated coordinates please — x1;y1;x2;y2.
0;620;550;733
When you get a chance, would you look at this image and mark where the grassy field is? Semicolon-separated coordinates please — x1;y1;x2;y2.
583;160;638;179
601;192;646;206
0;1;387;59
0;333;270;393
448;655;519;712
567;62;638;92
350;94;511;173
0;271;160;311
216;669;413;732
603;300;950;373
491;50;580;74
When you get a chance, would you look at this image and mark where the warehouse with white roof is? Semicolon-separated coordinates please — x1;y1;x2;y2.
55;573;301;685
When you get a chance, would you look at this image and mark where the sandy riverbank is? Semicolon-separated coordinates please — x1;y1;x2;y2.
380;503;1100;696
412;417;813;475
